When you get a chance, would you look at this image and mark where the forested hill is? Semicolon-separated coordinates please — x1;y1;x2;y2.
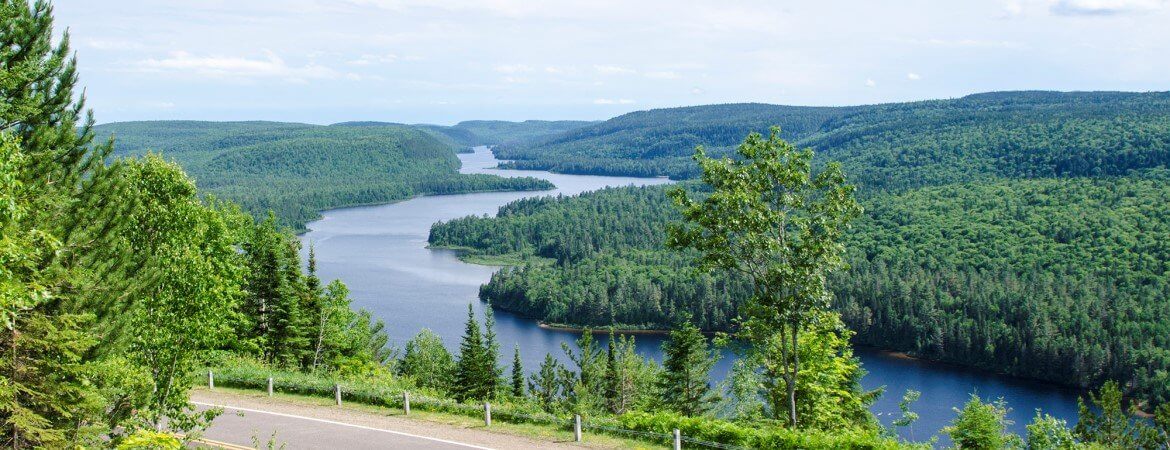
429;90;1170;409
95;121;554;229
430;173;1170;409
493;91;1170;183
493;103;852;178
413;119;597;150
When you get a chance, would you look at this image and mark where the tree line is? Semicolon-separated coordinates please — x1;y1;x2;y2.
431;164;1170;411
491;91;1170;188
94;121;555;230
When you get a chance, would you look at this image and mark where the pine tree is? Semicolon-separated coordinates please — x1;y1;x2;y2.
482;304;501;399
659;321;719;417
511;346;524;397
529;354;564;412
242;214;312;366
562;329;605;413
0;3;140;445
604;331;619;410
453;305;489;402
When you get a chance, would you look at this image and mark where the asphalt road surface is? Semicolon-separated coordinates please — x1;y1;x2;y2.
193;402;495;450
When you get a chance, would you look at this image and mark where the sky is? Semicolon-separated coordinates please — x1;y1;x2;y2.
53;0;1170;125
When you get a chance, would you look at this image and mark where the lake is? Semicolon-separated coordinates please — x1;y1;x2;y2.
302;146;1081;441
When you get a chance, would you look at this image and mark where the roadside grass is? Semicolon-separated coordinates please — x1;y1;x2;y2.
192;386;664;449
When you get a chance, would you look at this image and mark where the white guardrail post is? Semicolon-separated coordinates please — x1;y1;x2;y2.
484;402;491;427
208;370;214;389
403;391;410;415
267;377;273;396
574;414;582;442
334;384;342;405
673;428;681;450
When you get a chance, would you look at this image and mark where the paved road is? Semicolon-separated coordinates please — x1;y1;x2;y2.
194;401;495;450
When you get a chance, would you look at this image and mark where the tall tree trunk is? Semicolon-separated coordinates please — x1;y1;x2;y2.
788;320;799;429
312;308;329;371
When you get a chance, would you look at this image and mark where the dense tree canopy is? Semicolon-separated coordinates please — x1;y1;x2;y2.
431;171;1170;408
493;91;1170;187
94;121;555;229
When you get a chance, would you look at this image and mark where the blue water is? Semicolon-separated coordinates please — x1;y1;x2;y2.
302;146;1082;442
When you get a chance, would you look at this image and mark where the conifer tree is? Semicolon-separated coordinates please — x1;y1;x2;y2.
482;304;501;399
562;329;605;413
659;320;719;417
529;354;565;412
453;305;490;402
511;346;524;397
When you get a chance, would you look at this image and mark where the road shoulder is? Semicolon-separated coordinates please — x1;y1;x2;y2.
190;388;618;449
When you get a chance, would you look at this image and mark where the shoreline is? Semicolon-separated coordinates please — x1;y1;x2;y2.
536;322;674;335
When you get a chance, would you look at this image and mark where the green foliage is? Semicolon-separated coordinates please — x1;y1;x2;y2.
603;332;659;415
1025;412;1077;450
452;305;498;402
892;390;922;441
658;321;719;417
561;330;606;413
116;156;245;424
400;329;455;393
668;127;862;427
617;411;913;449
763;313;876;430
528;353;566;413
495;103;850;179
415;119;596;148
1073;381;1149;448
493;92;1170;187
95;121;555;229
945;395;1019;450
115;429;182;450
510;346;524;397
432;172;1170;407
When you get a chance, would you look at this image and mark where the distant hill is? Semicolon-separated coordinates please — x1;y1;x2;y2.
413;120;598;151
329;119;595;153
495;91;1170;186
96;121;553;229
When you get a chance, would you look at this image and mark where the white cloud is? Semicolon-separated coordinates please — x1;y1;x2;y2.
493;63;534;74
136;50;340;82
690;87;705;94
344;72;385;81
865;78;877;87
594;64;637;75
907;72;921;80
85;38;146;51
899;38;1025;49
1051;0;1166;15
346;53;398;66
593;98;636;104
644;71;681;79
1002;0;1026;16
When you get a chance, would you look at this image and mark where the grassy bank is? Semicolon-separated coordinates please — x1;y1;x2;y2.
198;357;914;449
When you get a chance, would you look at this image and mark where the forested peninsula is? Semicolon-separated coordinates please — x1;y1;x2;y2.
431;91;1170;409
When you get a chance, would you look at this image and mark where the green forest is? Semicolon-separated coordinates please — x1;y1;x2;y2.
416;119;597;150
94;121;555;230
493;92;1170;184
6;0;1170;448
431;95;1170;410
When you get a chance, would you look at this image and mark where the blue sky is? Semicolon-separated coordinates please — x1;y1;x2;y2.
54;0;1169;125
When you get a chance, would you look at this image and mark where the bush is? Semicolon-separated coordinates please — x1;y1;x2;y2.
617;411;911;449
